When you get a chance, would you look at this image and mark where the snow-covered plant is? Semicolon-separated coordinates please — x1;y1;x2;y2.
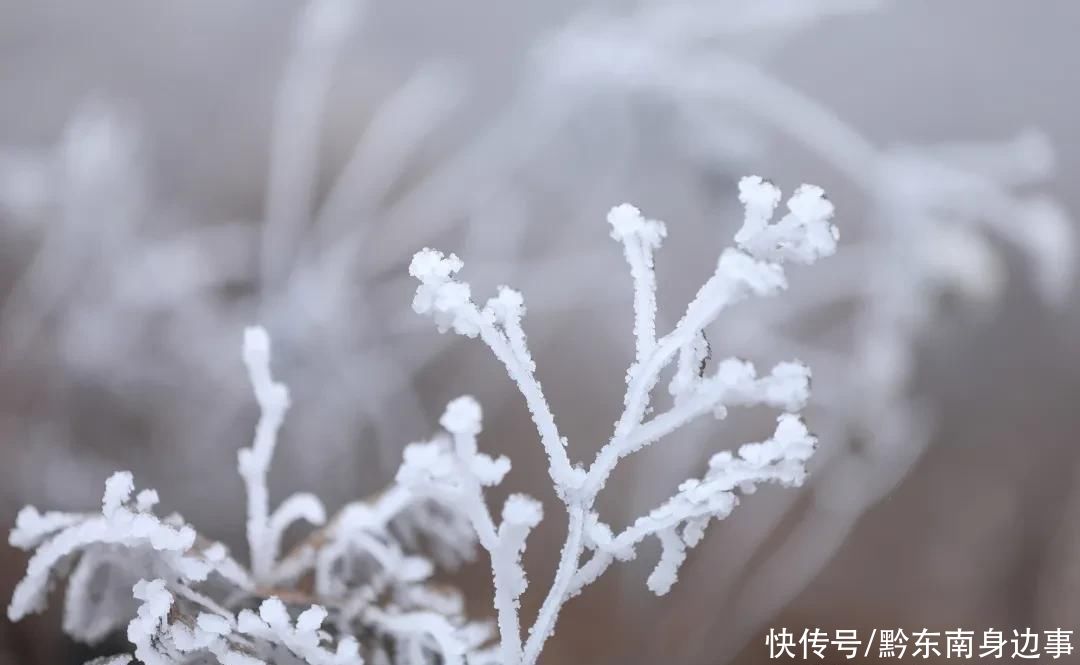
7;325;485;665
7;176;837;664
400;176;836;665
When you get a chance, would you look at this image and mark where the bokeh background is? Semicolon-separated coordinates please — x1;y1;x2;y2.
3;1;1080;664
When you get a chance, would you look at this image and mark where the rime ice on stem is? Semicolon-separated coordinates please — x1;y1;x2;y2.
238;326;322;582
404;175;838;665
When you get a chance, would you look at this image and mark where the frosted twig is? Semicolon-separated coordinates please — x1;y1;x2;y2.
408;175;837;665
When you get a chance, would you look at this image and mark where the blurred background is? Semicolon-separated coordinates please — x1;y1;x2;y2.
3;1;1080;663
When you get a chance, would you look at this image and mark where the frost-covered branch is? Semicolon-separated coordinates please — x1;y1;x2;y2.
127;579;364;665
571;413;817;597
588;177;833;498
408;175;837;665
409;252;579;492
396;397;543;665
608;204;666;362
8;471;234;626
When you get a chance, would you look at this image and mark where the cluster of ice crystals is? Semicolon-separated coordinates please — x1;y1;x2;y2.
735;177;839;265
409;249;481;337
8;470;211;629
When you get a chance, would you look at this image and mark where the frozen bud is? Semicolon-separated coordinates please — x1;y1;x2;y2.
764;361;811;412
502;494;543;528
735;176;781;246
787;184;839;262
102;471;135;518
242;326;270;365
486;286;525;323
135;489;159;512
441;396;483;436
607;203;667;248
258;598;290;631
788;184;834;228
409;248;463;284
296;605;328;633
773;414;816;462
